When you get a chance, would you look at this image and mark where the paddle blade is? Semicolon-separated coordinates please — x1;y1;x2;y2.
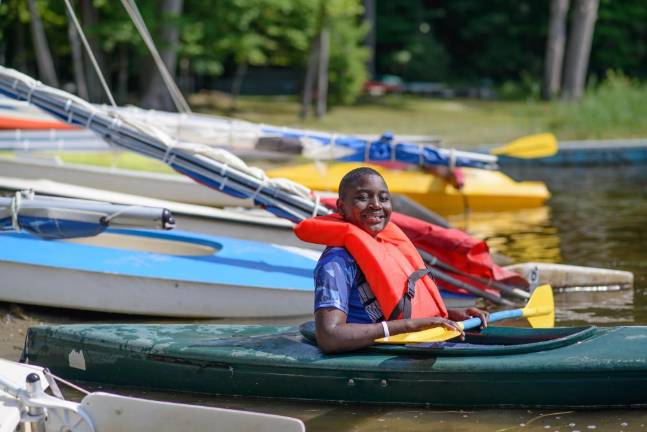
375;324;463;344
490;133;558;159
523;284;555;328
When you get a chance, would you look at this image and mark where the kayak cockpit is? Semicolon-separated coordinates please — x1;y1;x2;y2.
299;322;597;356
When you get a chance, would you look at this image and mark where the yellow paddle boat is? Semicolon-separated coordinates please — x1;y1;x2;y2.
267;162;550;216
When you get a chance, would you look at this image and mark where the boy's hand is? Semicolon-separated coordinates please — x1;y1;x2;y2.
447;307;489;329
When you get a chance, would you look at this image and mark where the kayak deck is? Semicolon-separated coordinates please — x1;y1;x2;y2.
22;323;647;408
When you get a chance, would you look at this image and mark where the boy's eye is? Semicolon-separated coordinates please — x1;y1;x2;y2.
355;194;368;201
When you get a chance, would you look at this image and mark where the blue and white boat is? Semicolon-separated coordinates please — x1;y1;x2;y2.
0;228;317;318
0;193;318;318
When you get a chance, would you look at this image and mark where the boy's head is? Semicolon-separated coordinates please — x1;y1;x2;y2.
336;167;392;236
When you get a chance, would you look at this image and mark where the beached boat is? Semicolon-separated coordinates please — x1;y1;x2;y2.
505;262;633;292
0;155;255;208
0;228;318;318
267;162;550;215
0;67;632;305
496;138;647;167
21;321;647;408
0;358;305;432
0;192;317;317
0;98;76;130
0;174;314;248
0;128;107;152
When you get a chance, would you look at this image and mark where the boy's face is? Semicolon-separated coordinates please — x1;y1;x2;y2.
337;174;392;236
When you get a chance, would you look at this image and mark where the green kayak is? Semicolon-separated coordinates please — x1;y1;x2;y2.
22;323;647;408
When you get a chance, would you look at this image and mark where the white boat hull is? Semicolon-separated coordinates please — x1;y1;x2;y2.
0;261;313;318
0;155;254;207
505;262;634;291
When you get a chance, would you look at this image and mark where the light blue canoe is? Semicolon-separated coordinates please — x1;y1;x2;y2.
497;139;647;166
0;228;318;318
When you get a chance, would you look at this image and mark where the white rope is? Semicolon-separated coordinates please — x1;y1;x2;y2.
25;79;39;103
329;134;337;160
10;190;34;232
218;176;228;191
10;191;22;232
449;148;456;170
162;139;177;164
311;192;321;218
364;138;372;161
250;178;268;200
46;370;90;396
63;0;117;107
86;107;97;127
121;0;191;113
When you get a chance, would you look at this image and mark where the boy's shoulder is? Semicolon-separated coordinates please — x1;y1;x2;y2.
318;246;356;266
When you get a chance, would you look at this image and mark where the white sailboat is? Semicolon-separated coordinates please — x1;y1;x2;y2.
0;358;305;432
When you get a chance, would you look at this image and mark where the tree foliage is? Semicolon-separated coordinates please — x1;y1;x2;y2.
0;0;644;108
0;0;367;107
375;0;646;86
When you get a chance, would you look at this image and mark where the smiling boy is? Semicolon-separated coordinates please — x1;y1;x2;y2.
295;167;488;354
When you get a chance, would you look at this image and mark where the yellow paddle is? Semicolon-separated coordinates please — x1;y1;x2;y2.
375;284;554;344
490;133;558;159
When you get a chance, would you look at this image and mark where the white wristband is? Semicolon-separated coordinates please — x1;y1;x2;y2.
381;321;390;338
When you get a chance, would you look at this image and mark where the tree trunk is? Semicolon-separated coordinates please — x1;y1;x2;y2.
27;0;59;86
363;0;376;78
229;62;248;112
141;0;183;110
66;8;89;100
300;36;320;119
15;22;29;72
178;57;192;95
316;27;330;119
80;0;108;102
117;45;129;102
541;0;569;100
562;0;599;101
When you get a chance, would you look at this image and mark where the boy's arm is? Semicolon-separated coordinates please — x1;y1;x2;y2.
315;308;464;354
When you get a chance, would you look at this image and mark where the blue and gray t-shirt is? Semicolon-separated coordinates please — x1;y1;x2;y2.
314;247;385;324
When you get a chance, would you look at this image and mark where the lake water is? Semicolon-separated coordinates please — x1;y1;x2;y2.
3;165;647;431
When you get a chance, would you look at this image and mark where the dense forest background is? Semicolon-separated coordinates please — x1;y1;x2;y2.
0;0;645;112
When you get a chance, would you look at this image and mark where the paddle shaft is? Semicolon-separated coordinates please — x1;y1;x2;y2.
425;266;514;306
462;309;524;331
419;249;530;300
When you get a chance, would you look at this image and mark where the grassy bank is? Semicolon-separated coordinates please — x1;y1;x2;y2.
190;74;647;149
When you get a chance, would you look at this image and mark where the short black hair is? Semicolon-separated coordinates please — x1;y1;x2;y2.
338;166;385;198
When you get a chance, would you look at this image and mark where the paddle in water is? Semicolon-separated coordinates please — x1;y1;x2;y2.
375;284;554;344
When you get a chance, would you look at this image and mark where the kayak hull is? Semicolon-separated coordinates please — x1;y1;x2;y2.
267;163;550;215
22;324;647;408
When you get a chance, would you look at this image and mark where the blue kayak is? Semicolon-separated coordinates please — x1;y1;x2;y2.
0;228;317;318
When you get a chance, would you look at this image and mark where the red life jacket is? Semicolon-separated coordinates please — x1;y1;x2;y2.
294;214;447;320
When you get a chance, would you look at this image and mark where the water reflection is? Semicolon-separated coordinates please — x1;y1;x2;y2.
448;207;562;263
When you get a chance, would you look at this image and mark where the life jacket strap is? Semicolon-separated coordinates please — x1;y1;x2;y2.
388;268;434;320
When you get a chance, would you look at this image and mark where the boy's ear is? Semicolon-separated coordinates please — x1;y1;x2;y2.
335;197;344;214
